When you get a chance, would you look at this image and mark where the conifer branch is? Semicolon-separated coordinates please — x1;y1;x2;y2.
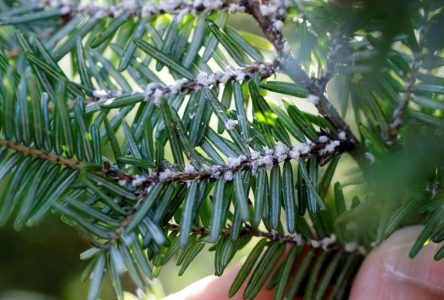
33;0;247;19
107;137;346;189
4;28;58;59
165;223;368;254
88;60;278;108
104;137;348;246
3;1;442;298
243;0;365;164
0;134;345;195
386;9;428;145
386;56;421;144
242;0;288;55
0;139;81;169
104;201;367;255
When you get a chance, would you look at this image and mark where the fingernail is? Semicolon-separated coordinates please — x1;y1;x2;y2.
382;227;444;298
350;226;444;300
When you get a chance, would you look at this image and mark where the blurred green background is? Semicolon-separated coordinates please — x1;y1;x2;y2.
0;216;224;299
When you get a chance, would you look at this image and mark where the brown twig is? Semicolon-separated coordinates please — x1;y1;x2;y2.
0;139;81;169
386;10;428;145
243;0;365;165
103;137;349;246
0;136;351;249
386;57;421;145
84;60;279;107
166;223;367;254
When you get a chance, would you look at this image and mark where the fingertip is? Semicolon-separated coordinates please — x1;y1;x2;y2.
350;226;444;300
164;262;275;300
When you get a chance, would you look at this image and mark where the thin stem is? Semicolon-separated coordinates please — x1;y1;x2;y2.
105;137;347;188
103;187;153;246
33;0;245;19
386;9;428;145
0;134;345;193
386;56;421;144
0;138;136;190
243;0;287;54
5;28;58;59
244;0;365;164
0;136;348;249
169;223;366;254
104;137;349;246
104;213;367;254
0;139;81;169
86;60;278;107
0;138;364;254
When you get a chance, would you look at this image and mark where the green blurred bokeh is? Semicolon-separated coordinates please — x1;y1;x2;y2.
0;217;248;299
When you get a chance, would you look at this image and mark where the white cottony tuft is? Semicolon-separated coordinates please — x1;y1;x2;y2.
234;69;246;81
223;171;233;181
319;140;340;155
228;3;245;13
143;82;165;106
184;164;196;173
144;82;162;99
131;175;147;187
338;131;347;140
288;148;300;160
318;135;329;143
273;20;283;30
282;41;292;56
291;234;305;245
93;89;110;98
59;4;71;14
274;141;289;162
87;61;279;110
307;94;320;105
36;0;249;19
365;152;376;164
260;155;274;171
152;89;164;106
320;234;337;250
344;242;358;252
310;240;321;248
264;146;274;156
227;155;247;168
250;150;261;160
211;165;222;177
259;4;271;16
196;72;211;86
358;246;367;255
224;119;238;130
169;79;188;94
298;143;313;155
159;169;176;181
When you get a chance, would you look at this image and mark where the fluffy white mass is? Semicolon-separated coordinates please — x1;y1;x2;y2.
159;169;176;181
131;175;147;187
338;131;347;140
227;155;247;168
93;89;110;98
36;0;248;19
307;94;320;105
184;164;196;173
274;141;289;162
224;119;238;131
318;135;329;143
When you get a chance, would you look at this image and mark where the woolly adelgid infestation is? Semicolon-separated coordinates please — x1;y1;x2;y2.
1;0;444;299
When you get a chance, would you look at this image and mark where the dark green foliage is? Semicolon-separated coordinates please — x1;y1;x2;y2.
0;0;444;299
